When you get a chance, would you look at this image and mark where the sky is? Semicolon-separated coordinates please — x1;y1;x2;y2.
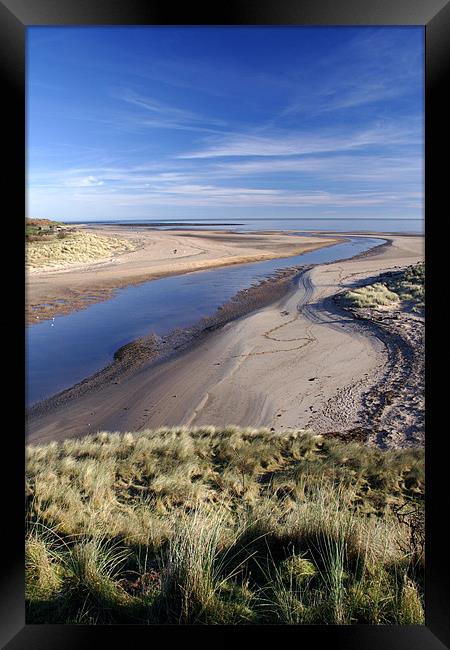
27;26;424;222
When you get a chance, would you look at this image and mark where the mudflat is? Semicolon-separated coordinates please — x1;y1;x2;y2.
26;226;341;324
27;233;423;448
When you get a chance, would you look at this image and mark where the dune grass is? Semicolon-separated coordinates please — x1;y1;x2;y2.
342;262;424;311
385;261;425;310
26;427;424;624
342;283;400;308
26;230;135;270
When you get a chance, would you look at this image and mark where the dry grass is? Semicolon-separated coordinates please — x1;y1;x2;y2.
26;230;135;271
26;427;424;624
342;283;400;309
342;262;424;311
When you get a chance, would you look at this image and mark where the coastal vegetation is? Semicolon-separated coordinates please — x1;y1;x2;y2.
26;224;135;271
384;262;424;309
26;217;65;238
341;262;424;311
26;427;424;624
341;283;400;308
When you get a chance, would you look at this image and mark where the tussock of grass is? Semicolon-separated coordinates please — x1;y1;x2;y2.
26;230;135;270
342;262;424;311
342;283;400;308
26;427;424;624
26;532;63;602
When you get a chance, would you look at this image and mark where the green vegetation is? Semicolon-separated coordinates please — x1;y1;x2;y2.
385;262;425;310
25;218;65;240
342;262;424;312
26;427;424;624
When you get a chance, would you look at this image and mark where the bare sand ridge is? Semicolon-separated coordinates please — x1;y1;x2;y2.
26;226;340;324
27;233;423;447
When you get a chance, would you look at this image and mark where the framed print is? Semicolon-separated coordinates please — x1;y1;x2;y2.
1;0;449;647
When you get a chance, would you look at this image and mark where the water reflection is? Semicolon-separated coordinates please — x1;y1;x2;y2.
26;236;384;405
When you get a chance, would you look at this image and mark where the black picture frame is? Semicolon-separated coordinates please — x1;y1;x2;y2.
3;0;449;647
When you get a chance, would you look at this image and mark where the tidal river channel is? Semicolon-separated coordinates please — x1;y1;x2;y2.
26;235;384;405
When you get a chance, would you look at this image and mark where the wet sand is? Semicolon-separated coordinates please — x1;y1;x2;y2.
26;226;341;324
27;233;424;447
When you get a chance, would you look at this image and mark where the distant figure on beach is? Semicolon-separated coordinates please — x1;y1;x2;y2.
173;249;177;254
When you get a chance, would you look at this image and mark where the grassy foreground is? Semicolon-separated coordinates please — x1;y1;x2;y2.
26;427;424;625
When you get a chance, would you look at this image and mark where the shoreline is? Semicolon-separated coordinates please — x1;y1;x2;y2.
27;264;310;417
26;232;424;447
338;300;424;449
27;235;391;416
26;227;343;325
27;234;395;439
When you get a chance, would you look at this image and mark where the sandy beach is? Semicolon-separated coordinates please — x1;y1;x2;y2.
26;226;341;324
27;233;423;447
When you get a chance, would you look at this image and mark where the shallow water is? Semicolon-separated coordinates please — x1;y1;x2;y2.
80;217;423;234
26;236;384;406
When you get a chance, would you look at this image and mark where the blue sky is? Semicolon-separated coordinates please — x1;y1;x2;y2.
27;26;424;222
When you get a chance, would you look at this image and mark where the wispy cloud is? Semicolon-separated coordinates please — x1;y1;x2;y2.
66;175;104;187
28;163;421;211
212;154;422;184
178;122;420;159
279;28;423;119
27;27;423;221
112;89;228;133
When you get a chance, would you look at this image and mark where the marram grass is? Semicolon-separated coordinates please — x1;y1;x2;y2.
26;231;135;270
342;262;424;311
26;427;424;624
